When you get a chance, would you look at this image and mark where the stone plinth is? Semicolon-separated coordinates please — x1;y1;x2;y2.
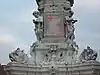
4;61;100;75
30;42;77;64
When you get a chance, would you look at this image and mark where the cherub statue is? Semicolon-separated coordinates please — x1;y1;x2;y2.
33;11;43;41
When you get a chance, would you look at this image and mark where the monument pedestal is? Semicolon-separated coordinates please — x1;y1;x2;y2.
4;61;100;75
30;42;77;65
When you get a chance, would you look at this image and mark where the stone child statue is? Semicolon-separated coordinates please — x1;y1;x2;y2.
33;11;43;41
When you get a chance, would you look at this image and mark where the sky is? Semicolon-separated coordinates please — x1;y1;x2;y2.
0;0;100;64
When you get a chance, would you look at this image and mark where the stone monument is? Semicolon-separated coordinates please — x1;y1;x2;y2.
4;0;100;75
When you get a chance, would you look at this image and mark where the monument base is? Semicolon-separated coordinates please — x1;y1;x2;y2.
4;61;100;75
30;42;77;65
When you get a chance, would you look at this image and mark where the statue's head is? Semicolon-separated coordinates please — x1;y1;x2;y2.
87;46;90;49
87;46;91;52
15;48;20;52
33;11;40;18
17;48;20;50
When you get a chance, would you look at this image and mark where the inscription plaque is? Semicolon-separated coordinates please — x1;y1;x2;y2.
43;12;65;38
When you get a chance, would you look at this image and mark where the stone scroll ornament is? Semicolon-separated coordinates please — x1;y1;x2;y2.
9;48;28;63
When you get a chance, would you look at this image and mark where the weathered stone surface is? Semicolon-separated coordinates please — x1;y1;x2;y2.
4;0;100;75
